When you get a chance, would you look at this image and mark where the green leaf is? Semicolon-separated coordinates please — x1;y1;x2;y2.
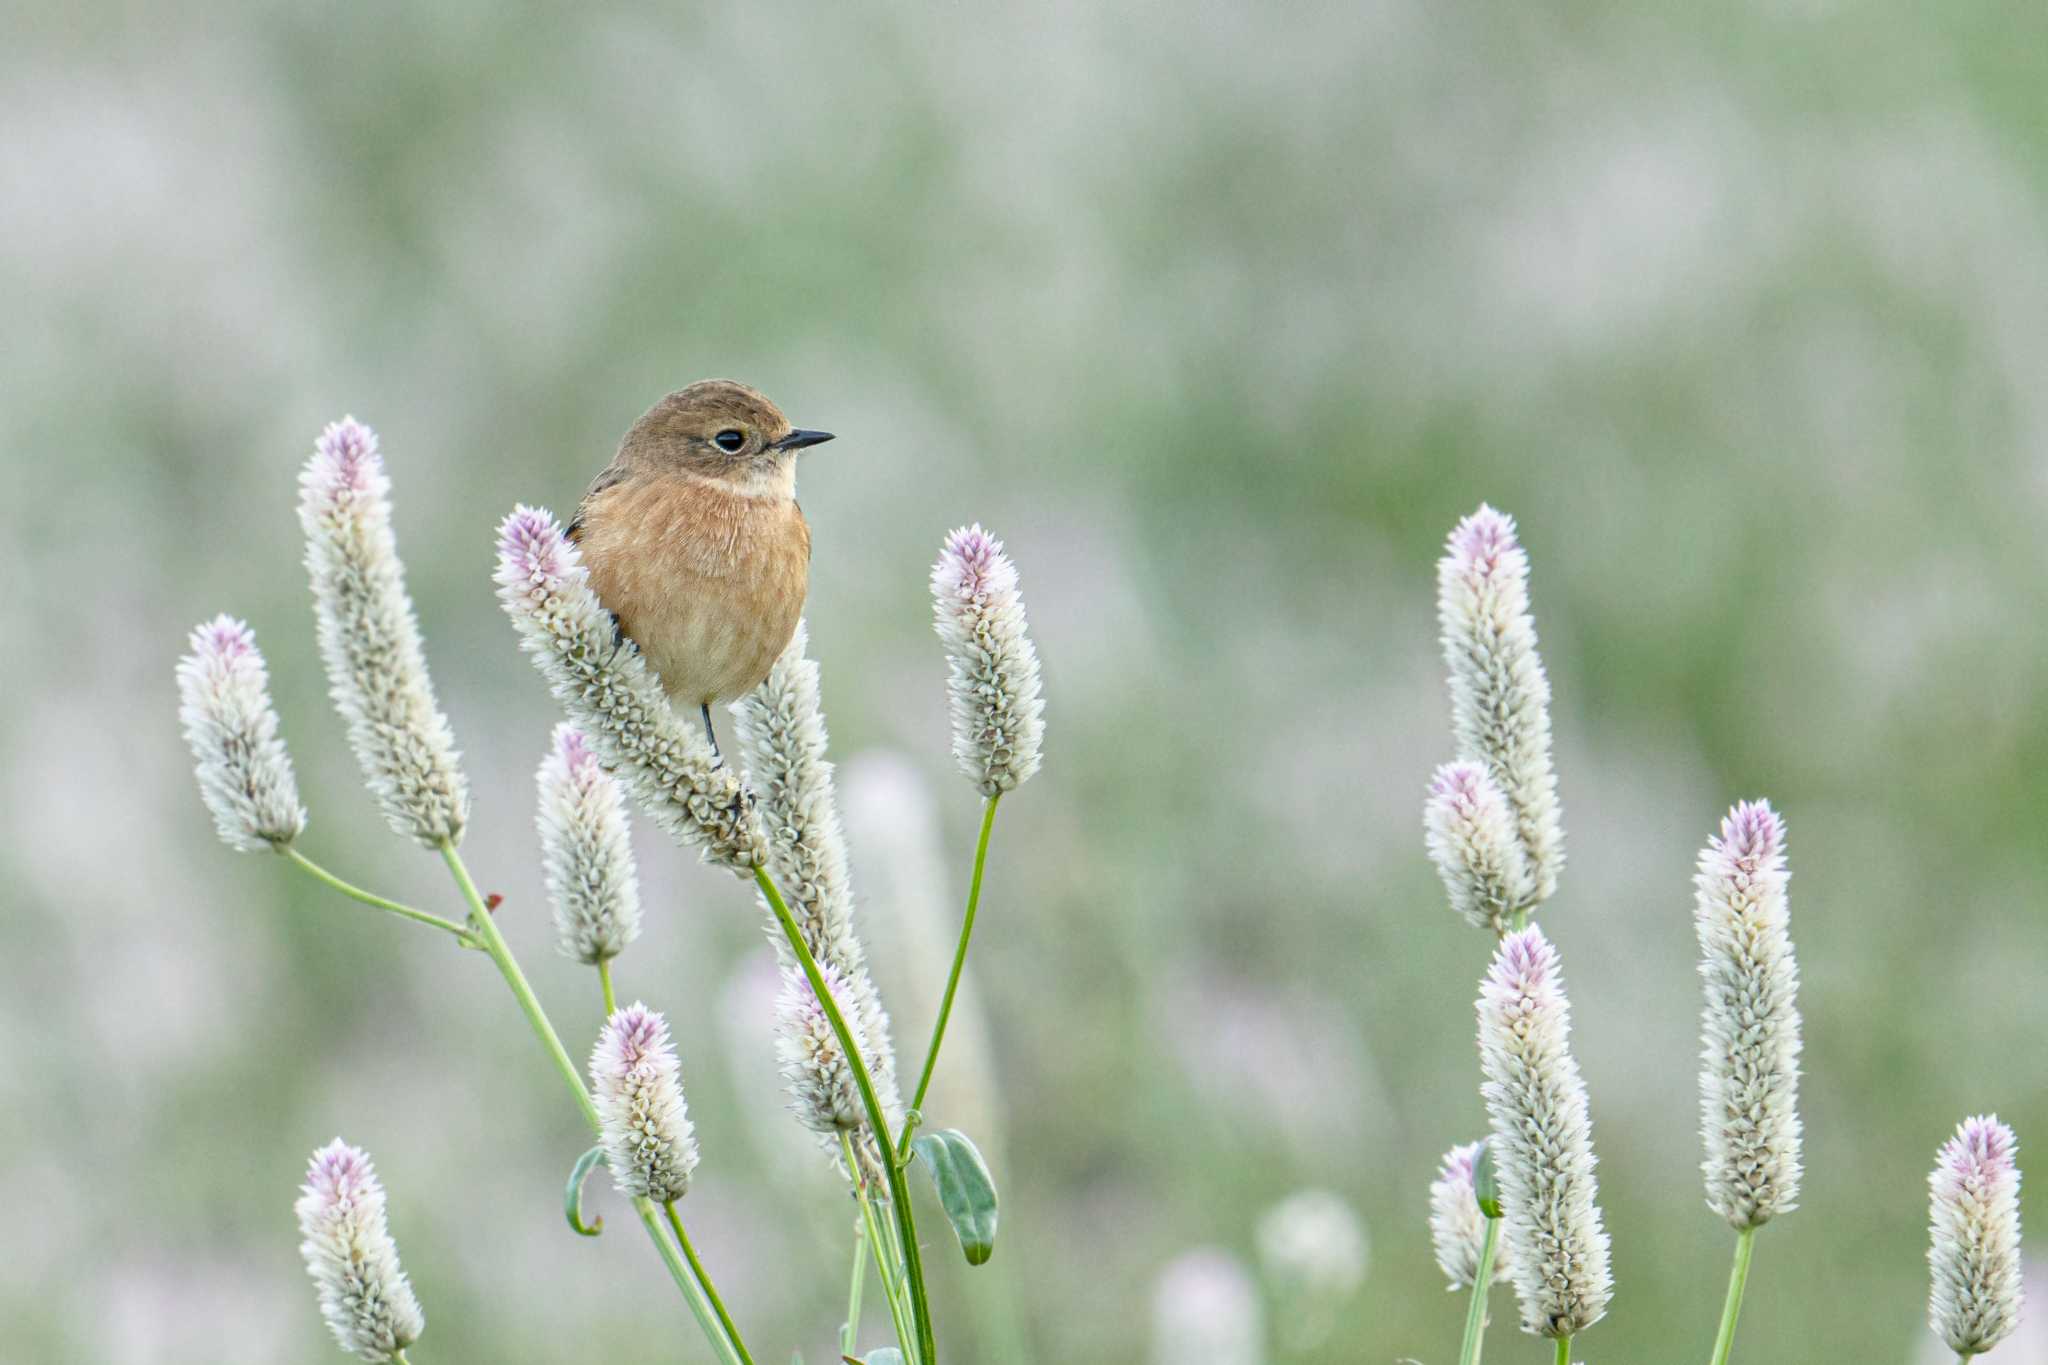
911;1128;999;1265
565;1145;608;1237
1472;1137;1502;1220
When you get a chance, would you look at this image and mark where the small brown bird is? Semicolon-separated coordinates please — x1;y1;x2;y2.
567;380;834;751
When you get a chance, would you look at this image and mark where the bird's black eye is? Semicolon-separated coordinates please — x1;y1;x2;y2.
714;429;746;453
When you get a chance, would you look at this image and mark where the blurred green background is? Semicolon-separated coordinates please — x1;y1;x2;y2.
5;1;2047;1361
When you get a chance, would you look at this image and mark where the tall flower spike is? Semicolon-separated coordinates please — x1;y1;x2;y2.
177;615;306;852
1696;799;1802;1230
1437;505;1563;904
776;962;872;1139
1429;1140;1515;1291
299;417;469;848
496;506;765;872
1929;1115;2024;1357
536;724;643;964
731;622;902;1135
295;1139;425;1362
932;524;1045;797
1425;762;1532;934
1477;926;1612;1337
590;1004;699;1204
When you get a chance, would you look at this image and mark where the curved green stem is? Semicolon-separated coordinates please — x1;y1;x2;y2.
1457;1215;1501;1365
393;1351;413;1365
847;1133;915;1361
597;957;618;1015
285;847;474;941
1708;1226;1756;1365
757;866;935;1363
436;841;745;1365
899;794;999;1157
1555;1335;1572;1365
666;1202;755;1365
1511;908;1529;934
843;1211;868;1357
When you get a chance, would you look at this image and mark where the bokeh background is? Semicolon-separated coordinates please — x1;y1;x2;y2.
5;2;2047;1361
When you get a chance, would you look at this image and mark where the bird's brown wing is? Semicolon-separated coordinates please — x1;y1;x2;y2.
566;464;630;543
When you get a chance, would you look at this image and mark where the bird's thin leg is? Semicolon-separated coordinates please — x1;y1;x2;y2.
700;704;724;764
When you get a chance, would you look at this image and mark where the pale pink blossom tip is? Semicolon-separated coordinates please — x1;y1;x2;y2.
1446;504;1520;576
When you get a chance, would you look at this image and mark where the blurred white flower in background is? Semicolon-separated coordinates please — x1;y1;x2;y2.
1150;1246;1265;1365
1256;1188;1367;1350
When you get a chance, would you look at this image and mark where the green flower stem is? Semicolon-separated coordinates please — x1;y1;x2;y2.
899;793;999;1157
666;1201;755;1365
284;847;475;941
1457;1215;1501;1365
435;841;745;1365
597;957;617;1015
1555;1335;1572;1365
756;865;936;1364
847;1133;915;1362
1708;1226;1756;1365
393;1352;413;1365
1511;908;1529;934
843;1214;868;1357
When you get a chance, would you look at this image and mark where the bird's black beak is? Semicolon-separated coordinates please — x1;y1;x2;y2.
773;429;835;452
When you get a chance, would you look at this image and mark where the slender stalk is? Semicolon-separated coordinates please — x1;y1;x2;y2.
843;1215;868;1357
1457;1216;1501;1365
285;847;474;940
1511;908;1529;934
900;794;999;1154
1555;1335;1572;1365
393;1352;413;1365
666;1202;755;1365
847;1133;915;1363
756;866;936;1363
435;840;745;1365
1708;1226;1756;1365
597;957;617;1015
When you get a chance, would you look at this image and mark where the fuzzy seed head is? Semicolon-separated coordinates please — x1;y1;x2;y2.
298;417;469;847
1478;927;1612;1337
932;524;1045;797
536;724;642;964
776;963;871;1138
295;1139;424;1361
495;506;766;873
1929;1115;2024;1356
1430;1140;1516;1291
1425;762;1533;934
1437;505;1563;905
1696;798;1802;1230
177;616;306;852
591;1004;699;1204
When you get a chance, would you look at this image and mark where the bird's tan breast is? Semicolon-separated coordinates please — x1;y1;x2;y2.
576;474;810;705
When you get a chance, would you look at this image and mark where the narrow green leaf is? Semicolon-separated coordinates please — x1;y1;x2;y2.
1473;1137;1502;1220
565;1145;608;1237
911;1128;999;1265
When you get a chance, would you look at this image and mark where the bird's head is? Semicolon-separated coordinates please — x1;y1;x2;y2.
621;379;834;493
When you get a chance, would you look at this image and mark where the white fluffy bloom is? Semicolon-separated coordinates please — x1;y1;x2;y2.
1257;1188;1368;1302
1149;1248;1266;1365
1437;505;1562;905
1478;927;1611;1338
591;1004;699;1204
495;506;765;872
932;524;1045;797
1929;1116;2024;1357
776;963;871;1138
1429;1140;1514;1291
299;417;469;848
1425;761;1532;934
536;724;642;964
731;623;901;1133
295;1139;425;1362
1696;799;1802;1230
177;615;306;852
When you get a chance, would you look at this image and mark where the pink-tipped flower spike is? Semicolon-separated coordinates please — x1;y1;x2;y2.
298;417;469;848
1929;1116;2024;1357
732;622;902;1129
295;1139;425;1362
1437;505;1563;905
1425;761;1533;934
495;506;765;872
177;615;306;853
1430;1140;1516;1291
590;1004;699;1204
1477;927;1612;1338
1696;799;1803;1230
776;962;872;1140
536;724;642;965
932;524;1045;797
